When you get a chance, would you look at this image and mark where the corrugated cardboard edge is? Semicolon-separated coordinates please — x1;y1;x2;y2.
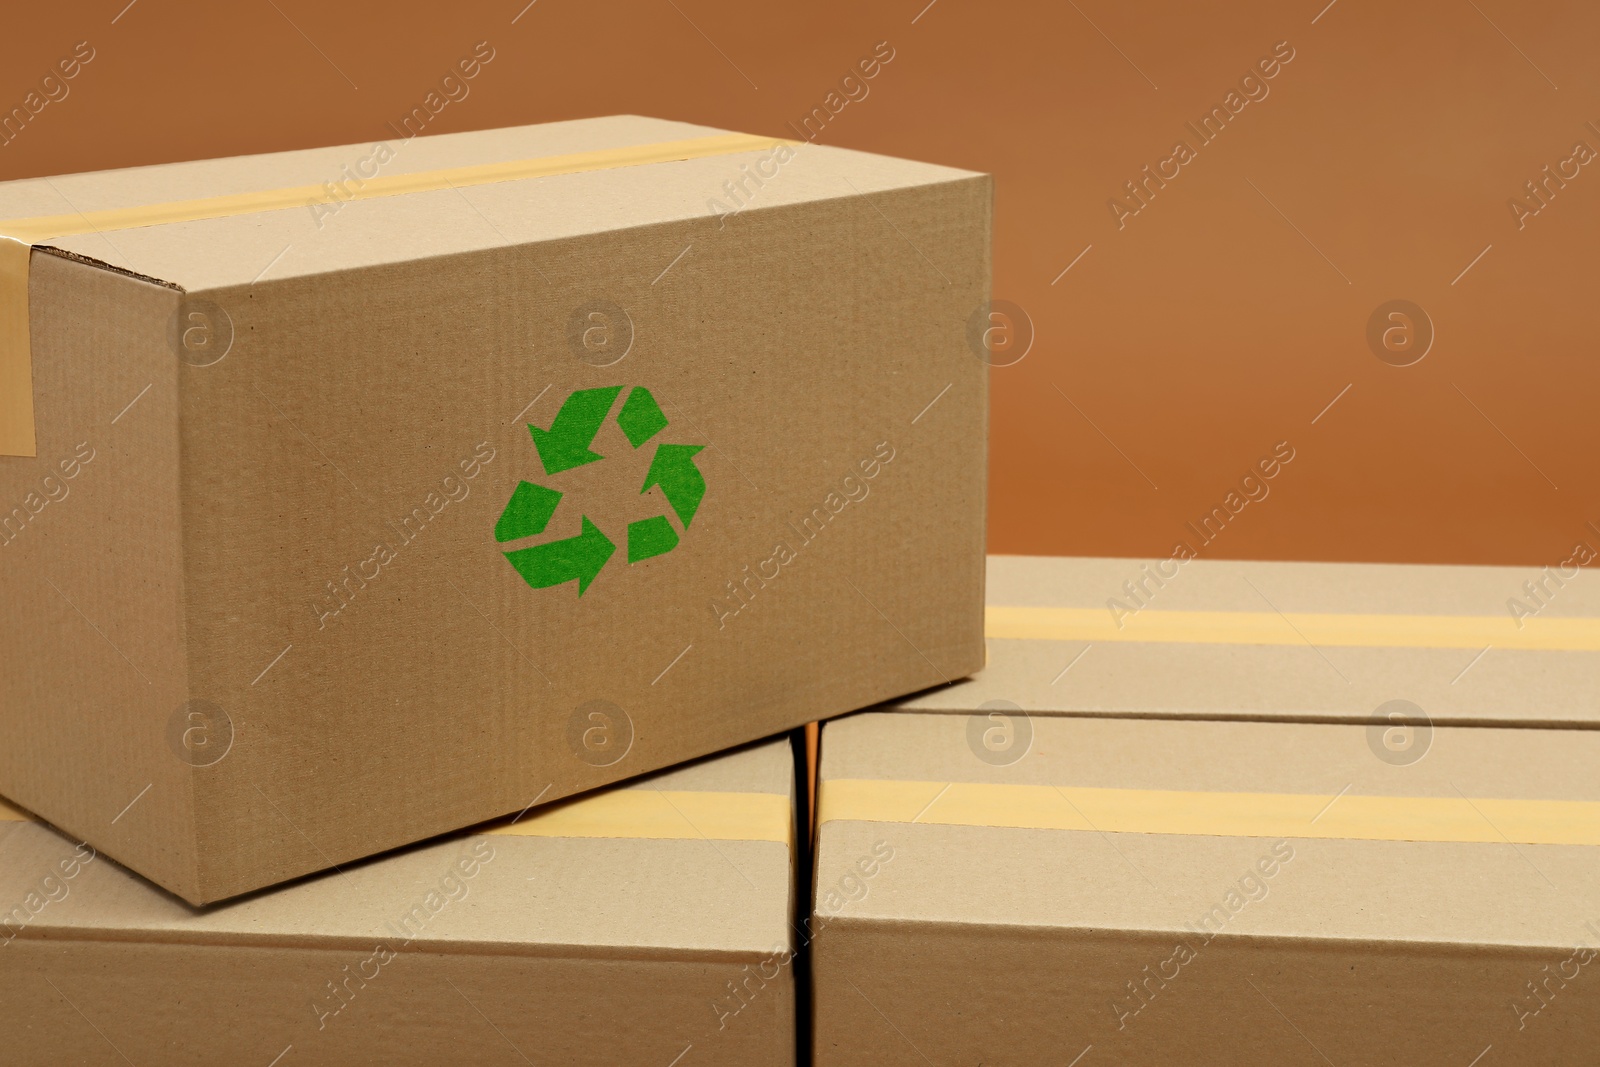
878;688;1600;731
486;789;792;843
813;911;1597;959
4;922;786;961
0;237;34;456
0;253;199;900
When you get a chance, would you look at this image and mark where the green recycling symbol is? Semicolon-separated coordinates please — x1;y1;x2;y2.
495;386;705;595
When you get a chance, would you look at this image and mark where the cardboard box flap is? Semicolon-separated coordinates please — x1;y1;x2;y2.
0;115;983;292
817;713;1600;949
0;738;793;957
891;555;1600;727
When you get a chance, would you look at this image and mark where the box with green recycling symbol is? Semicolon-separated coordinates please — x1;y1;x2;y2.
0;115;990;903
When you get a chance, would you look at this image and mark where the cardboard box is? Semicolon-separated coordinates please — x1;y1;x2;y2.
892;554;1600;728
0;737;800;1065
812;711;1600;1066
0;114;989;903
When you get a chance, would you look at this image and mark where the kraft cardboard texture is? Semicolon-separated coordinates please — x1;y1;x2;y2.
0;739;798;1066
891;554;1600;727
0;115;990;903
812;712;1600;1066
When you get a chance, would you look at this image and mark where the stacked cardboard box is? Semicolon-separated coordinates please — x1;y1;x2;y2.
0;114;988;904
0;739;799;1064
812;556;1600;1064
813;712;1600;1065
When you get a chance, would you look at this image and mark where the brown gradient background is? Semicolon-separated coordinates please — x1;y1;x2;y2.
4;0;1596;566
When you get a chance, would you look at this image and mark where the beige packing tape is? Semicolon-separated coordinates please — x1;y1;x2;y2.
819;778;1600;847
0;132;798;457
986;604;1600;651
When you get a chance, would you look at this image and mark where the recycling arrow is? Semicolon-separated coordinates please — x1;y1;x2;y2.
503;516;615;595
642;444;706;528
529;386;622;475
494;480;561;543
616;386;668;448
499;385;705;597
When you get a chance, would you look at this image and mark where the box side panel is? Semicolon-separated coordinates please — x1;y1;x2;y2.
0;938;793;1066
813;920;1598;1066
178;173;988;900
0;819;794;962
0;252;196;899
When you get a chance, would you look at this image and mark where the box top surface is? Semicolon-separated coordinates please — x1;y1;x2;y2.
0;114;983;291
985;553;1600;615
817;712;1600;950
890;554;1600;727
0;738;793;957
